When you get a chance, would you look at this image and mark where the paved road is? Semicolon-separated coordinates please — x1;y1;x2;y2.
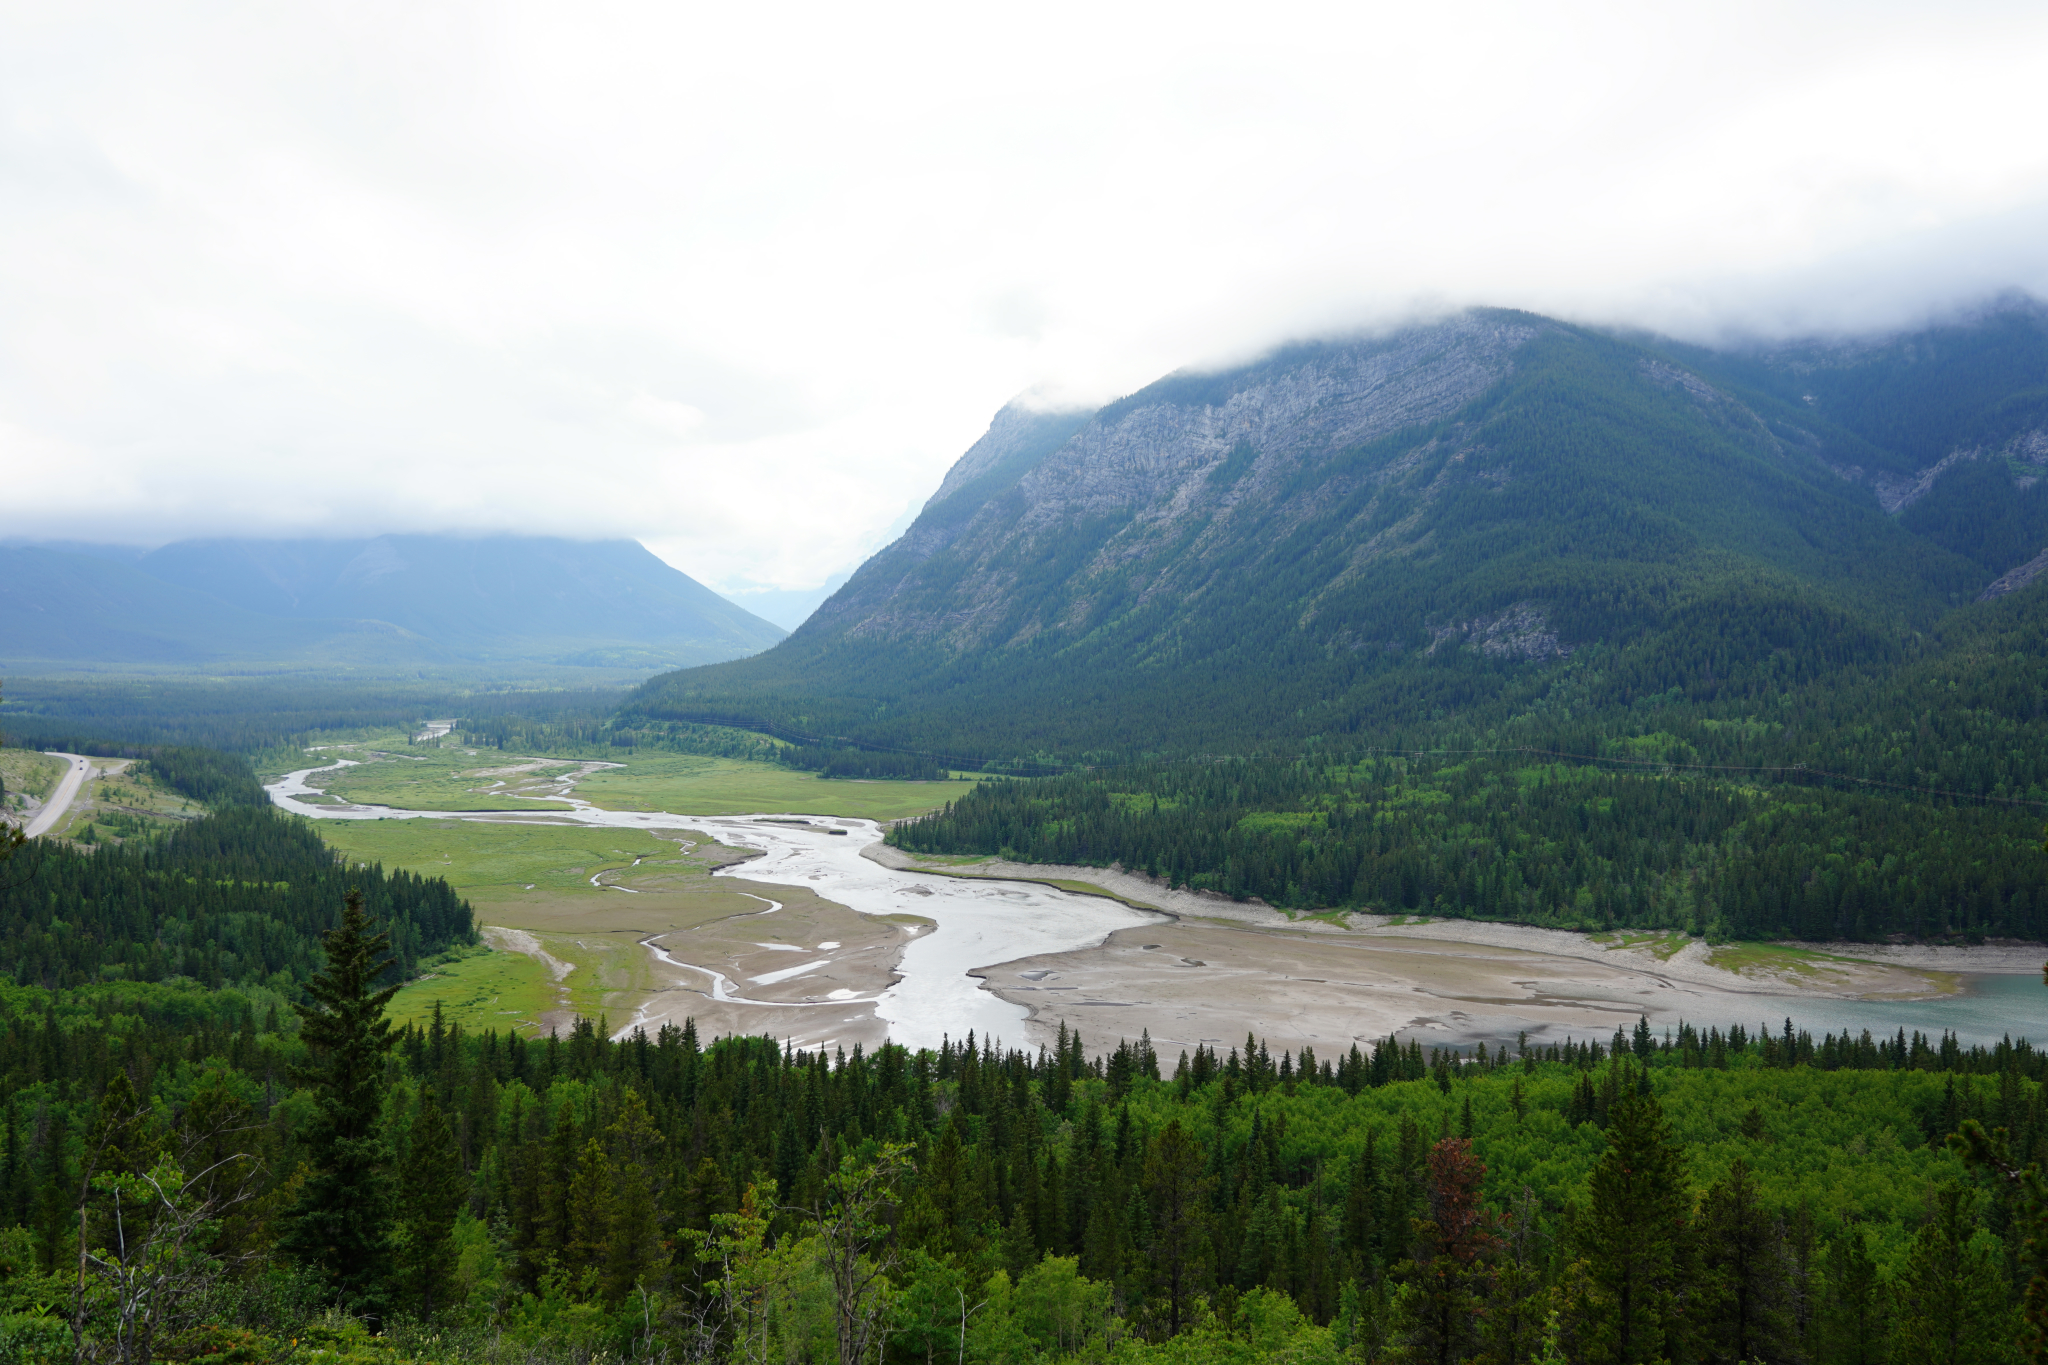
24;752;91;838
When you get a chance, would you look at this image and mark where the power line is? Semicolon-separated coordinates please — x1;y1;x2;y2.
1341;745;2048;811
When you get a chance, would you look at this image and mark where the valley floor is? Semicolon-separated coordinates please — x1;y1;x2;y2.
288;741;2048;1058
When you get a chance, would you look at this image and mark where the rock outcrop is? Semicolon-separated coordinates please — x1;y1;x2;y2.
807;313;1547;653
1979;546;2048;601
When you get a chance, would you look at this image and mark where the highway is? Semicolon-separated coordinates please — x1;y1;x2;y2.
24;752;91;839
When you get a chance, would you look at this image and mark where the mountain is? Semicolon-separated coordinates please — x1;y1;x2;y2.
1;534;784;673
628;302;2048;759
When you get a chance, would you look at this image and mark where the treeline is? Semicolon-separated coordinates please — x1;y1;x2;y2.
893;754;2048;941
0;678;632;758
2;967;2041;1365
0;805;475;991
781;743;949;781
143;746;271;807
458;714;792;766
624;566;2048;800
453;711;953;781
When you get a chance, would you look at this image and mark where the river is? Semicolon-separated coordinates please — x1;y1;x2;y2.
268;762;2045;1051
1655;970;2048;1050
269;762;1162;1048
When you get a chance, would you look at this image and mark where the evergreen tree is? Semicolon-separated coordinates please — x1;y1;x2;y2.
1821;1230;1888;1365
1697;1158;1793;1364
1483;1187;1549;1365
1568;1082;1691;1365
1890;1183;2020;1365
1343;1130;1383;1282
1393;1137;1496;1365
600;1092;663;1305
566;1137;613;1292
1142;1119;1211;1337
280;890;400;1311
1953;1117;2048;1363
523;1101;578;1285
394;1091;466;1319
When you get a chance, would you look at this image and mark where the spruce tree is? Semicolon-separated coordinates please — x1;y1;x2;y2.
1568;1083;1691;1365
1697;1158;1793;1363
1890;1183;2020;1365
599;1091;663;1305
567;1138;613;1289
1393;1137;1495;1365
525;1101;578;1283
394;1091;467;1319
281;890;400;1312
1821;1231;1887;1365
1342;1130;1381;1282
1142;1119;1211;1336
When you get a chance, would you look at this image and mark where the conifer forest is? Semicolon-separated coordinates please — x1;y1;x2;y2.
0;797;2043;1364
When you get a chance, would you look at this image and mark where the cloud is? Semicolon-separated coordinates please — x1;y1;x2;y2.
2;0;2046;593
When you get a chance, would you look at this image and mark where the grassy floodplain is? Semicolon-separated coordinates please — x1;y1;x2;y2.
385;939;561;1035
294;739;978;1031
317;817;739;1031
569;749;977;820
301;733;978;820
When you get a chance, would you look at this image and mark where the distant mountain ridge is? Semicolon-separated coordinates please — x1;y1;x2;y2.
630;300;2048;758
1;534;784;673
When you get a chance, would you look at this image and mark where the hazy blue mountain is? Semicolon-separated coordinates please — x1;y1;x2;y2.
628;301;2048;759
0;539;150;564
2;534;783;673
0;547;407;667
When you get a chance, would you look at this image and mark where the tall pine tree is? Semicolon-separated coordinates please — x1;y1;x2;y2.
1697;1158;1795;1362
281;890;400;1312
1567;1078;1692;1365
1890;1183;2020;1365
395;1091;467;1319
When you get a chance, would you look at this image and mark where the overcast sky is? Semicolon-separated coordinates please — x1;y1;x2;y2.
4;1;2048;606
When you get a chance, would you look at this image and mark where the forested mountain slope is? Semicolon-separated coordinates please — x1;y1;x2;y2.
630;303;2048;762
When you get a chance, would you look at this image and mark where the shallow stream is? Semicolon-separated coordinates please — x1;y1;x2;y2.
269;762;1161;1048
269;762;2045;1050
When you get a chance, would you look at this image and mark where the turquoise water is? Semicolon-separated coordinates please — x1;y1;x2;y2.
1666;972;2048;1048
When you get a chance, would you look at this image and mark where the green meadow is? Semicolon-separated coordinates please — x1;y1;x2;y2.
302;735;976;820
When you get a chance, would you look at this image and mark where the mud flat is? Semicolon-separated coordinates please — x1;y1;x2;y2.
875;847;2047;1054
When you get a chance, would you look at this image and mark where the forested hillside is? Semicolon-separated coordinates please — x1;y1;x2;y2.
2;979;2038;1363
0;742;475;992
627;304;2048;764
892;755;2047;941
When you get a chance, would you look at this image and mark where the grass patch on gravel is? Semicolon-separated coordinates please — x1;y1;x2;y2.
312;816;710;899
294;739;974;820
389;943;559;1034
571;752;977;820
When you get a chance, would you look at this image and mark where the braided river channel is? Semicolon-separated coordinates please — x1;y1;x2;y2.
269;761;1161;1049
269;761;2047;1051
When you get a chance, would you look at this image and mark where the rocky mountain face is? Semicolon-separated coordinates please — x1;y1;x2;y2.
633;301;2048;757
823;315;1544;653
